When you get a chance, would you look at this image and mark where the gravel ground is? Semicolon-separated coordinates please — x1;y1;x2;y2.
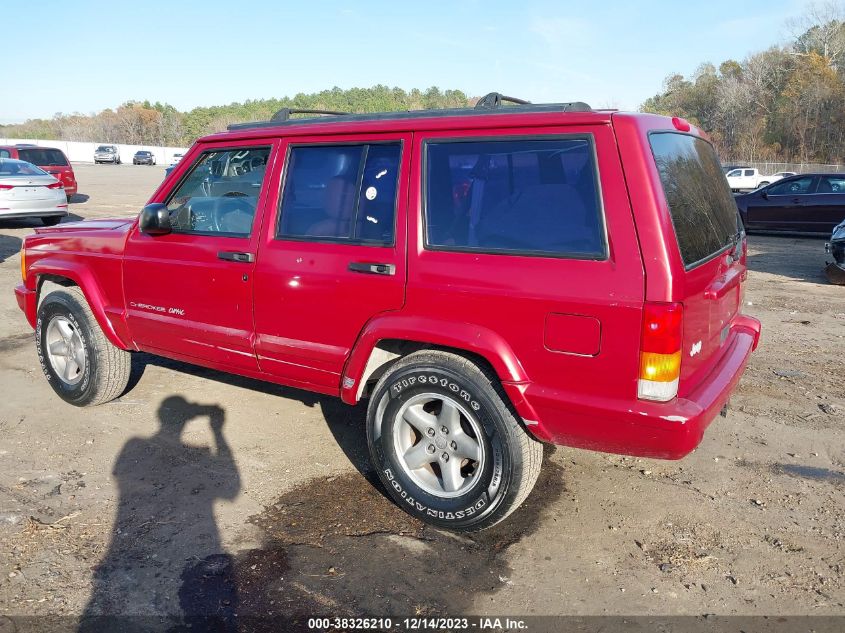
0;164;843;629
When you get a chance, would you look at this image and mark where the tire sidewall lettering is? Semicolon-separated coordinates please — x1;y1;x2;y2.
375;364;509;526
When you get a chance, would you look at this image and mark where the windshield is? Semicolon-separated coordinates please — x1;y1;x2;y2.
136;151;150;156
650;132;739;268
97;146;114;152
17;148;68;167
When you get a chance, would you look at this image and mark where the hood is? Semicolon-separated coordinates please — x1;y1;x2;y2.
34;217;135;234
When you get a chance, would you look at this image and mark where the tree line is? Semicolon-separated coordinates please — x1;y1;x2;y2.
0;87;471;148
642;1;845;164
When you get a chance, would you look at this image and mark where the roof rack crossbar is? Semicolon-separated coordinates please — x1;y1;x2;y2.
271;108;349;122
474;92;531;109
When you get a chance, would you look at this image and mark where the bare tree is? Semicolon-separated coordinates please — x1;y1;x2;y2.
787;0;845;69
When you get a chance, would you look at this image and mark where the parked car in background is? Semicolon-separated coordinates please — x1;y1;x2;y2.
0;158;67;225
769;171;797;181
94;145;121;164
170;152;184;166
722;164;749;174
0;145;77;202
825;220;845;285
133;151;156;165
734;173;845;235
726;167;773;192
14;98;761;530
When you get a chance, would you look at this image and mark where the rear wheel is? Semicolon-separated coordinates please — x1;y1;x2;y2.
36;287;131;406
41;216;62;226
366;350;542;531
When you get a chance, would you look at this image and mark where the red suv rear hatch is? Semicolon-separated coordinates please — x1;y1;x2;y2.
17;147;76;194
648;132;746;398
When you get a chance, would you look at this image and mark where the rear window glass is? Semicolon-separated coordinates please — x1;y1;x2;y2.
649;133;739;268
424;137;605;258
17;148;68;166
0;159;47;176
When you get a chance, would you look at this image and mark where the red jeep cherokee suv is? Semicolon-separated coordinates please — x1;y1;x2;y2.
14;95;760;530
0;144;77;201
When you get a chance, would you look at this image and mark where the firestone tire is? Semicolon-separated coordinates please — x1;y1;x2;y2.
36;287;131;407
366;350;543;531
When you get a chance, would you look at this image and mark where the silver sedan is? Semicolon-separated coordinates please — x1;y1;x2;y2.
0;158;68;225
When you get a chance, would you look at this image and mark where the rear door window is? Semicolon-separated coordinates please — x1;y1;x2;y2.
424;137;605;258
278;143;401;245
649;132;739;268
817;175;845;194
17;148;68;166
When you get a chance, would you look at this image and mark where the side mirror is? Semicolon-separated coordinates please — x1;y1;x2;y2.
138;203;172;235
760;190;769;199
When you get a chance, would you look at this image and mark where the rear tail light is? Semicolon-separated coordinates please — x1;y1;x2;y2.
0;184;13;190
638;302;683;402
47;181;64;189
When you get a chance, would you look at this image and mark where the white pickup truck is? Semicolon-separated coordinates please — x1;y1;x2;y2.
725;168;773;192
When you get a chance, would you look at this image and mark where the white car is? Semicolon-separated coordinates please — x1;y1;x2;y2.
725;168;772;191
170;153;184;166
0;158;67;226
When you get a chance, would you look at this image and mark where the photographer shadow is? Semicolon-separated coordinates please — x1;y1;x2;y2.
80;396;240;632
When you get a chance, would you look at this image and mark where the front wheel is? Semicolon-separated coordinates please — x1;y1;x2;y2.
366;350;542;531
36;287;131;406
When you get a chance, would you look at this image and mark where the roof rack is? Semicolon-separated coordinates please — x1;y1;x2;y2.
474;92;531;109
270;107;349;122
227;92;592;132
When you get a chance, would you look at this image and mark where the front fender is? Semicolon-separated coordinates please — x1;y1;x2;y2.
340;314;529;405
26;258;132;350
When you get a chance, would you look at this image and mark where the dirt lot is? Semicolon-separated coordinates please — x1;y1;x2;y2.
0;164;843;629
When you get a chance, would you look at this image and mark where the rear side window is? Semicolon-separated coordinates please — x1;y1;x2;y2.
424;137;605;258
18;148;68;166
279;143;401;245
0;150;10;158
649;133;739;268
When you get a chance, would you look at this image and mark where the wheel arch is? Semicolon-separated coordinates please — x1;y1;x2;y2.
341;315;530;406
31;265;131;350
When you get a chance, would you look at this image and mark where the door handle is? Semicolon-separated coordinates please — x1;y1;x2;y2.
791;198;803;204
218;251;254;263
348;262;396;276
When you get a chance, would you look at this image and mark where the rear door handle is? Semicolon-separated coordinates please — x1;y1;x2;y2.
348;262;395;276
217;251;254;263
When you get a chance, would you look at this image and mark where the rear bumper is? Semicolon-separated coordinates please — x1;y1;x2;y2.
0;209;68;219
15;284;37;329
510;315;761;459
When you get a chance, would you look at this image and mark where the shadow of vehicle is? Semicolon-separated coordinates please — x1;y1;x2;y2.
0;234;22;263
69;193;90;204
79;396;240;632
745;235;830;284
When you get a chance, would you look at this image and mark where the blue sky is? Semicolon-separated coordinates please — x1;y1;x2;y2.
2;0;809;123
